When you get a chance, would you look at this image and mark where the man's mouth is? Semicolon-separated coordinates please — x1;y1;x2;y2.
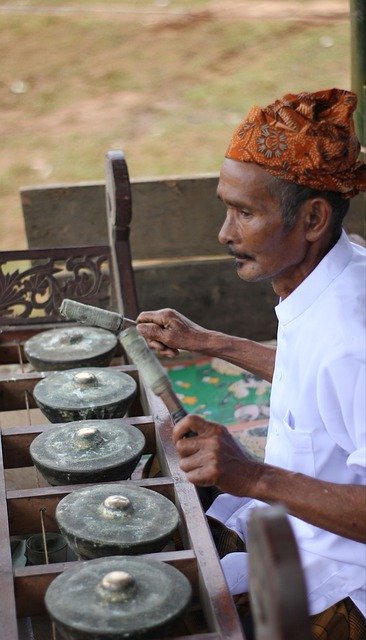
229;248;253;261
235;255;253;261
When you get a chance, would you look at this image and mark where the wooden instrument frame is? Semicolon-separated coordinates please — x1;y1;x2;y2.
0;150;245;638
0;358;246;640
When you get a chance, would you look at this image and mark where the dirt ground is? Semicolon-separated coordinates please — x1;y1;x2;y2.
0;1;349;21
0;0;350;250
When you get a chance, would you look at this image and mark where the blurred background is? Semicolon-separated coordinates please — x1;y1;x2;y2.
0;0;351;250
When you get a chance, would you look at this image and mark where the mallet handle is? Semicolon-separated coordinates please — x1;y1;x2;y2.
60;299;136;333
120;327;194;430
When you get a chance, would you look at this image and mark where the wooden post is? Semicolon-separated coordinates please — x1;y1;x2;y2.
350;0;366;147
349;0;365;221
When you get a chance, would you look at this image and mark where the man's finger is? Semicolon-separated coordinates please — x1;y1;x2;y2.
173;415;208;442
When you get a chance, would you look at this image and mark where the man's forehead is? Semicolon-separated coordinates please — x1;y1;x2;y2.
217;159;273;201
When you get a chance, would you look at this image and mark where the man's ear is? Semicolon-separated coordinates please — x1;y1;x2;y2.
302;197;332;242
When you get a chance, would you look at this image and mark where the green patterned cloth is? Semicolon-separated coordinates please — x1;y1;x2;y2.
166;356;271;460
167;356;271;425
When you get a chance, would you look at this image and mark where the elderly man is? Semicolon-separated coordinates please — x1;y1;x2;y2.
136;88;366;639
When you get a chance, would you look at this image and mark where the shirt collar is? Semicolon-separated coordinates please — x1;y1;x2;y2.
275;230;353;325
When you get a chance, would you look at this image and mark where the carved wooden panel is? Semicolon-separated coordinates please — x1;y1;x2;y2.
0;247;111;325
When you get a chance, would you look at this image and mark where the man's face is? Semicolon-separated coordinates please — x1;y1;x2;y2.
217;159;308;295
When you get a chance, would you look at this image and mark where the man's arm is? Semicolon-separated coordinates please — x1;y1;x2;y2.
255;465;366;543
137;308;276;382
172;415;366;543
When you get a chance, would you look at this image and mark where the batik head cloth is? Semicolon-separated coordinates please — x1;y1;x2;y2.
225;88;366;198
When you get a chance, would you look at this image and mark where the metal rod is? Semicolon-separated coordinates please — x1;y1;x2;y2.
24;390;31;426
39;508;49;565
17;341;24;373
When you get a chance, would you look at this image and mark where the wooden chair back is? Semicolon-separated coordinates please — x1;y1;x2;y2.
248;505;312;640
0;151;139;362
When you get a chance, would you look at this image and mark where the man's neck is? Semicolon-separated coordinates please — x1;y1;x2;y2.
271;231;341;300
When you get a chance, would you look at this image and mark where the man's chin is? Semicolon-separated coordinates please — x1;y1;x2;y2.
235;260;263;282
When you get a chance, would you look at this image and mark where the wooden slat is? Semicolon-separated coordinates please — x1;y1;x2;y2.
21;175;227;259
0;246;110;261
134;258;278;341
177;481;244;639
130;175;226;260
0;432;19;639
0;373;42;411
0;408;47;429
21;176;365;258
150;391;245;640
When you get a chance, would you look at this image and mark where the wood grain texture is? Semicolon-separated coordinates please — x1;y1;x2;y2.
21;176;365;257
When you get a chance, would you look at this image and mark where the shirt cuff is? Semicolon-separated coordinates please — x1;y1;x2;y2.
220;552;250;595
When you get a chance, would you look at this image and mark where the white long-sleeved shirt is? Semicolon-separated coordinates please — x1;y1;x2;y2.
207;230;366;615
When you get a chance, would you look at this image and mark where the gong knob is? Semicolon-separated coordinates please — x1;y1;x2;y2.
98;570;136;602
74;426;103;449
102;495;132;518
73;371;98;387
60;332;83;345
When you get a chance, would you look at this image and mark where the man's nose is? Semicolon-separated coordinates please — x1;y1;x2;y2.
218;212;235;245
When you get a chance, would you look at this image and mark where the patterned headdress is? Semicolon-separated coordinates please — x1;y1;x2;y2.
225;88;366;198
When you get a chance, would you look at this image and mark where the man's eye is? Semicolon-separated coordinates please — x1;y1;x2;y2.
239;209;251;217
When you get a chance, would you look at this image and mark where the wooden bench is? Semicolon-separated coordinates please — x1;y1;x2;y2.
19;157;281;342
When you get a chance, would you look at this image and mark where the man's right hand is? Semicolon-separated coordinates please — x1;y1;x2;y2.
136;308;208;357
137;308;276;383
